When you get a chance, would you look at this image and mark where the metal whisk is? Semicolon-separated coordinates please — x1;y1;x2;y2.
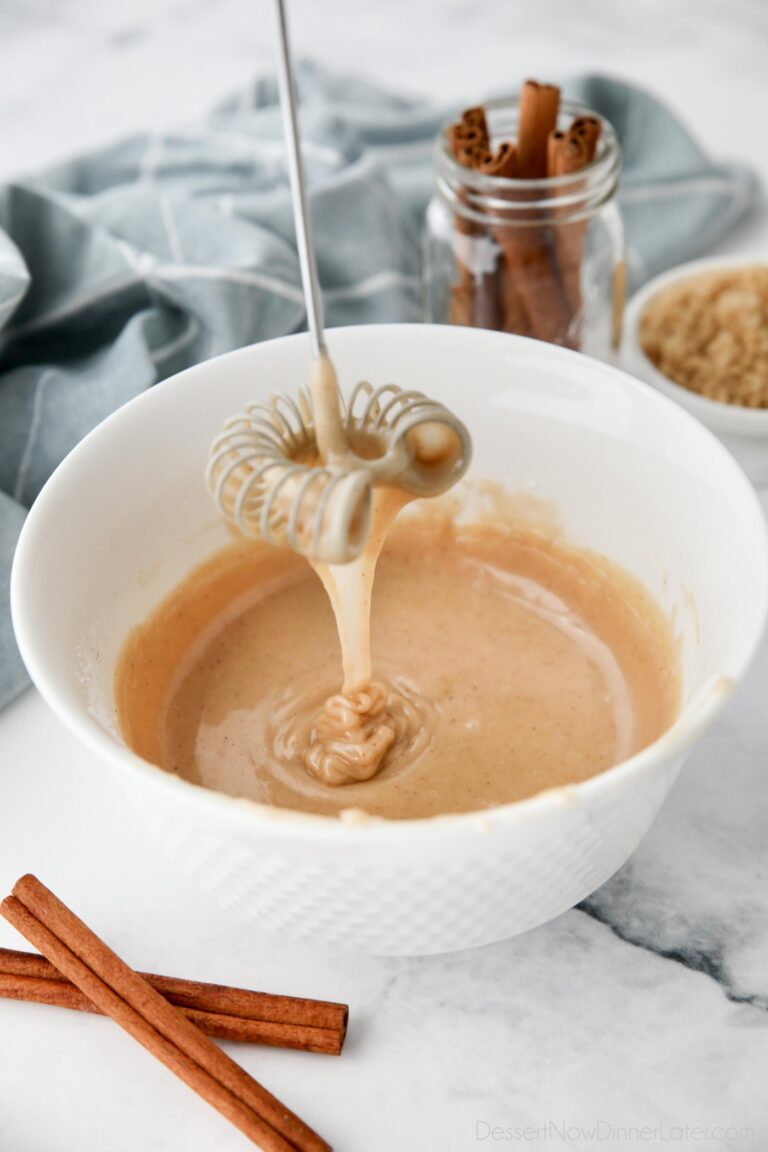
206;0;472;564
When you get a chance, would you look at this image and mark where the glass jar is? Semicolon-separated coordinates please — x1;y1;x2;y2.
424;98;625;358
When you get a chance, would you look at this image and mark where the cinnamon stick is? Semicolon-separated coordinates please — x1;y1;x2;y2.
460;105;489;139
0;947;347;1055
517;81;561;178
448;113;500;329
445;87;597;347
501;82;572;342
486;146;571;343
495;230;572;344
547;120;602;321
2;877;330;1152
478;143;529;336
612;258;626;350
478;141;517;178
547;129;587;181
448;124;490;168
569;116;602;163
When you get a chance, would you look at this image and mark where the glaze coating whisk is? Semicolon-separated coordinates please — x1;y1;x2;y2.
206;0;472;564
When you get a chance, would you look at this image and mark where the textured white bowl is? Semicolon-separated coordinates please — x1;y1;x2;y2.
623;255;768;485
11;325;768;955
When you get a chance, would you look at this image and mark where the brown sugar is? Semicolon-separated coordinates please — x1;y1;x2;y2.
639;265;768;408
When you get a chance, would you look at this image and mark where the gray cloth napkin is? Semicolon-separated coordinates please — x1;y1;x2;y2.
0;65;759;709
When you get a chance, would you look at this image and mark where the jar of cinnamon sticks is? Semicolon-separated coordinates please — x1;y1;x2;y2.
425;84;624;356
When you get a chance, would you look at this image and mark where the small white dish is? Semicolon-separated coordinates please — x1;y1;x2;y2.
11;325;768;955
623;256;768;484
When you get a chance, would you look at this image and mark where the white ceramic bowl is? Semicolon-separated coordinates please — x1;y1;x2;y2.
623;255;768;484
11;325;768;956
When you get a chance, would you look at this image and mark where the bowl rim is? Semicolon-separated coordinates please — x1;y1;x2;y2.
11;323;768;841
623;254;768;437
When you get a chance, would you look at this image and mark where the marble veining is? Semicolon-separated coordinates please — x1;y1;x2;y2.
579;637;768;1013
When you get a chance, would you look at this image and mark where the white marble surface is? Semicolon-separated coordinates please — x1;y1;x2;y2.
1;1;768;1150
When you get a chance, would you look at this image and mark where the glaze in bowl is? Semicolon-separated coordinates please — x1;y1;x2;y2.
11;325;768;954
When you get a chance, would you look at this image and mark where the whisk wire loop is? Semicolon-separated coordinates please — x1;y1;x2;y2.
207;381;471;563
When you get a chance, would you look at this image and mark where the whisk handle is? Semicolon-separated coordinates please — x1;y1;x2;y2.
273;0;326;359
311;354;350;464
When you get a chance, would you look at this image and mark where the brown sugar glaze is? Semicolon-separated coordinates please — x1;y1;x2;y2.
115;506;680;820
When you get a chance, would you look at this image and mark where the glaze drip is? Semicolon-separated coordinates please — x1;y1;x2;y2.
305;682;394;784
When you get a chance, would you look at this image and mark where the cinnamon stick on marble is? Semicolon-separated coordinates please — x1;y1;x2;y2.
0;947;347;1055
1;876;330;1152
